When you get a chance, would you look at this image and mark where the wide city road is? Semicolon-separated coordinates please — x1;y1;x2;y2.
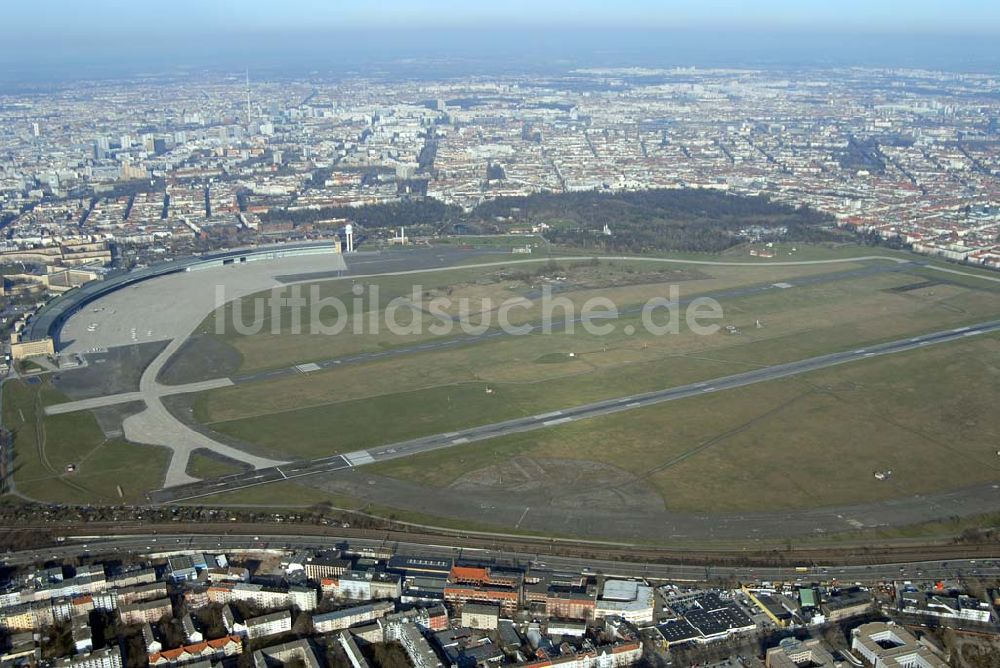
4;534;998;585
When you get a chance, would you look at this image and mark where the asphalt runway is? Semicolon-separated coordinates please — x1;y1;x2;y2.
150;318;1000;504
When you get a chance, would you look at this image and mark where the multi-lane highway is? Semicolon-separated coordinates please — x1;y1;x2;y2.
150;318;1000;503
4;533;997;585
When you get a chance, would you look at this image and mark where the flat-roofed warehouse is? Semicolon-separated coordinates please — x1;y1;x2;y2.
595;580;654;625
461;603;500;630
387;556;454;579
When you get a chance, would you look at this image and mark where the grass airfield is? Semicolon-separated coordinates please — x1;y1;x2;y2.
191;256;998;424
7;243;1000;536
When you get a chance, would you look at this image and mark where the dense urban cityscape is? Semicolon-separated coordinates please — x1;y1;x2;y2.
1;531;998;668
2;67;1000;264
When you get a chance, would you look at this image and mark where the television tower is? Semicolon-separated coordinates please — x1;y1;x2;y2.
245;69;252;132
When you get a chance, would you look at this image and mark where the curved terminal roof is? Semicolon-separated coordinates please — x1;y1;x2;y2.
25;240;339;347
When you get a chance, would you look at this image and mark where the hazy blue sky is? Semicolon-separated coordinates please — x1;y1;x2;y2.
7;0;1000;36
2;1;999;83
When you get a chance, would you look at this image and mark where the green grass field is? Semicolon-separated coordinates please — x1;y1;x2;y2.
185;452;247;480
164;245;1000;520
11;242;1000;528
200;252;921;374
189;480;344;508
3;379;169;504
191;262;1000;460
368;332;1000;512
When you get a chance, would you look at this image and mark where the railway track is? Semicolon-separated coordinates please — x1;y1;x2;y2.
0;521;996;567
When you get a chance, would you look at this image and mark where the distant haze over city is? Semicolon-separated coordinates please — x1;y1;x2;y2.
2;0;1000;84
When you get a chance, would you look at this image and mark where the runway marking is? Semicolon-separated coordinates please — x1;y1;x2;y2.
515;506;531;528
626;402;641;408
295;362;321;373
542;417;573;426
536;411;563;419
343;451;374;466
963;331;979;337
451;437;470;445
276;467;288;480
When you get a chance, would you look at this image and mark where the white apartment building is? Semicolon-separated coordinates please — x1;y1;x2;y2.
312;601;394;633
245;610;292;639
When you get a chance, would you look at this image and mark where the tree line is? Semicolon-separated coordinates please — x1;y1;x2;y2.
259;187;840;253
472;188;839;253
259;198;461;230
